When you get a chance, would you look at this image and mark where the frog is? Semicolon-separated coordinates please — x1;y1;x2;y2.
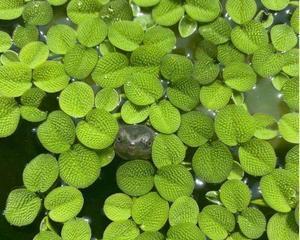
114;124;156;160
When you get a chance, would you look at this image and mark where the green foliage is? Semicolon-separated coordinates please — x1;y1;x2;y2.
0;0;24;20
63;44;98;79
116;160;155;196
103;220;140;240
33;231;62;240
0;31;12;53
167;223;206;240
237;208;266;239
12;25;39;49
0;62;32;97
225;0;257;24
46;25;77;54
121;101;149;124
132;192;169;231
282;77;299;111
44;186;84;222
67;0;101;24
149;100;181;134
135;231;164;240
178;15;198;38
152;134;186;169
184;0;220;22
23;154;59;193
217;43;245;66
253;113;278;140
20;106;47;122
0;50;19;65
22;1;53;25
198;205;235;240
59;82;94;118
199;18;232;45
267;212;298;240
103;193;133;221
19;41;49;69
124;72;164;106
177;111;214;147
285;145;299;178
33;61;70;93
59;144;101;188
48;0;68;6
278;113;299;143
260;169;298;212
108;20;144;51
169;196;199;226
61;218;91;240
271;24;297;52
4;188;41;226
199;81;232;110
37;110;75;153
133;0;160;7
215;104;256;146
261;0;289;11
192;141;234;183
21;87;45;107
238;138;276;176
220;180;251;213
97;146;115;167
100;0;133;24
152;0;184;26
223;63;257;92
95;88;119;112
154;164;195;202
291;8;299;34
0;96;20;137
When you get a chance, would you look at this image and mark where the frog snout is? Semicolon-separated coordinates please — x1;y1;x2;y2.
128;142;135;151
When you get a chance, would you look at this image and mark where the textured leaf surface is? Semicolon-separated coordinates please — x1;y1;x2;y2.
22;1;53;25
61;218;91;240
12;25;39;49
184;0;220;22
121;101;149;124
271;24;297;52
0;96;20;137
225;0;257;24
278;113;299;144
217;43;245;66
0;0;24;20
95;88;119;112
0;31;12;53
103;220;140;240
167;223;206;240
261;0;289;10
67;0;101;24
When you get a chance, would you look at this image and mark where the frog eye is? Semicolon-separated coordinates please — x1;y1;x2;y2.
116;136;121;143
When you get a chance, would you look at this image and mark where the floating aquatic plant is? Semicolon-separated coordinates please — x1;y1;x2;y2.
0;0;298;239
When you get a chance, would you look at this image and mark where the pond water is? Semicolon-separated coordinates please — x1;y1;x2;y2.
0;1;297;240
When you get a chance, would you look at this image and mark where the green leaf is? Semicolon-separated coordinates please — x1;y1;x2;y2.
103;193;133;221
253;113;278;140
225;0;257;24
267;212;298;240
0;96;20;138
261;0;289;10
167;78;200;111
192;141;234;183
19;41;49;69
133;0;160;7
33;231;62;240
260;169;298;212
169;196;199;226
198;205;235;240
291;8;299;34
199;17;232;45
254;10;274;28
215;104;256;146
97;146;115;167
217;43;245;66
160;54;193;82
108;20;144;51
282;49;299;77
152;134;186;169
99;0;133;24
223;63;257;92
149;100;181;134
0;62;32;97
4;188;41;226
132;192;169;231
154;164;195;202
271;74;289;91
167;223;206;240
46;24;77;55
20;106;47;122
116;160;155;196
124;72;164;106
135;231;164;240
77;18;108;47
23;154;58;193
61;218;91;240
278;113;299;144
152;0;184;26
231;20;268;54
59;144;101;188
177;111;214;147
238;138;276;176
44;186;84;222
220;180;251;213
37;110;76;154
178;15;198;38
59;82;94;118
76;108;119;150
12;24;39;49
67;0;101;24
103;220;140;240
0;50;19;66
48;0;68;6
22;1;53;25
63;44;98;79
282;77;299;111
121;101;149;124
237;208;266;239
0;0;24;20
200;80;232;110
184;0;220;22
284;145;299;178
271;24;297;52
227;161;244;181
0;31;12;53
95;88;120;112
33;61;70;93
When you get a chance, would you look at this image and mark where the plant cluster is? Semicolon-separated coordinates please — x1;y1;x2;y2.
0;0;299;240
